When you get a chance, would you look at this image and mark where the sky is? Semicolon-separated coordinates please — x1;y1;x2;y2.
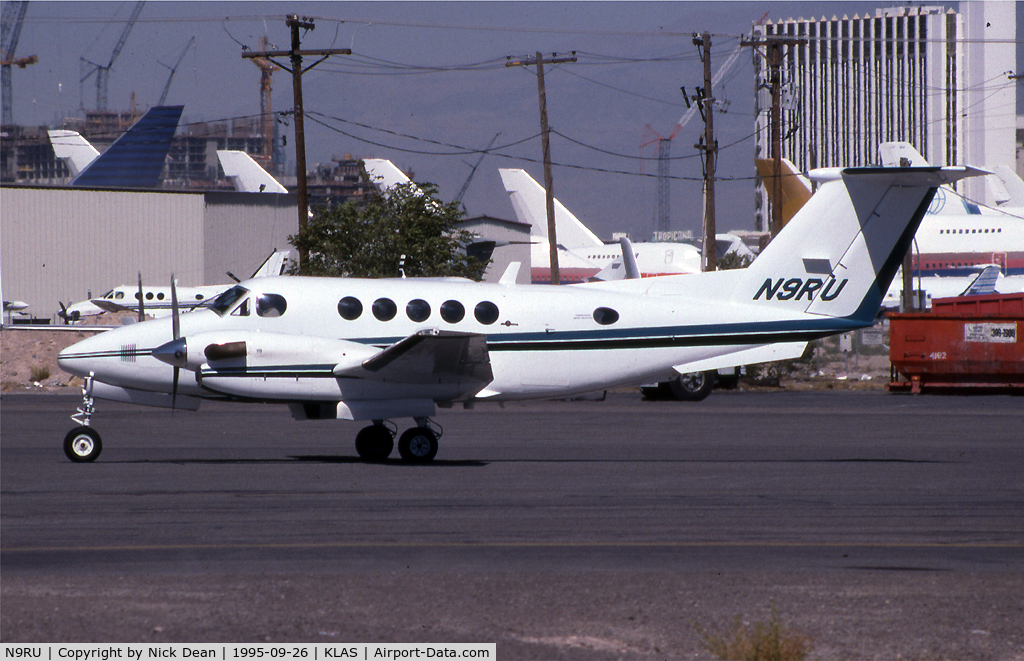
8;1;1023;242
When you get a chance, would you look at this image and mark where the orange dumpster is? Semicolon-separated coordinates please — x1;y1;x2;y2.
887;293;1023;393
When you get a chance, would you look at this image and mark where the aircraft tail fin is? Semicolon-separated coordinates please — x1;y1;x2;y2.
363;159;415;192
251;251;293;278
962;265;1001;296
990;166;1024;207
48;130;101;177
498;168;604;249
72;105;184;189
754;158;813;228
218;150;288;193
735;166;988;324
878;141;930;167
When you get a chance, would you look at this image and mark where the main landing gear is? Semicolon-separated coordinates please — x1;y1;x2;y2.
354;418;441;463
64;375;102;462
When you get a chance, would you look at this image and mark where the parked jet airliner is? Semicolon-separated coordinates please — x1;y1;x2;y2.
57;165;983;463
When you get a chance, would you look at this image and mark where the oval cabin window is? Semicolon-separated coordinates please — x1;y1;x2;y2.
440;300;465;323
338;296;363;320
474;301;499;325
372;298;397;321
406;299;431;322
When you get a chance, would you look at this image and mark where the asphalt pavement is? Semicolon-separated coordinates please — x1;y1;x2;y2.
2;390;1022;658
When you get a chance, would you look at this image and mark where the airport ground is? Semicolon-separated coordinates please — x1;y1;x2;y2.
2;390;1022;659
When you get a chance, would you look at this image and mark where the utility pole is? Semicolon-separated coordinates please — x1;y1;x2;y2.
243;16;350;269
743;33;804;239
507;52;576;285
693;32;717;272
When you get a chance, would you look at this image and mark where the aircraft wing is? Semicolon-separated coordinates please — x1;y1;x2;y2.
90;298;131;313
335;330;493;392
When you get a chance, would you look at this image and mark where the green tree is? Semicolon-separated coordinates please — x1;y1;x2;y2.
289;181;488;280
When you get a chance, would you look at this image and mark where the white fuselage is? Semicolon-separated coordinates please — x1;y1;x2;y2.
912;213;1024;277
57;273;849;406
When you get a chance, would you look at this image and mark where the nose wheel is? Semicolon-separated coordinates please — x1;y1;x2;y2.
63;375;102;462
64;426;102;462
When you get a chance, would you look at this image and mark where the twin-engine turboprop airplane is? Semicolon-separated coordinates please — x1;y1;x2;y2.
57;165;984;463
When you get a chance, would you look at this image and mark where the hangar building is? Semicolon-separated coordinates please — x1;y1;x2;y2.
1;186;298;322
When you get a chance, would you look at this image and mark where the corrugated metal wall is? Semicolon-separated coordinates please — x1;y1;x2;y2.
203;192;298;283
1;186;297;322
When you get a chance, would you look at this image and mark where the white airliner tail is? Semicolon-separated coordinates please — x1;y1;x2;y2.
48;130;101;177
363;159;416;193
217;151;288;193
734;166;988;324
498;168;604;248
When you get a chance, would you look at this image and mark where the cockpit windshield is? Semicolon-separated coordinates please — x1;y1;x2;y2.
209;285;249;316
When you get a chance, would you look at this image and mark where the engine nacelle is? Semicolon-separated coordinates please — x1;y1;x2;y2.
153;331;379;373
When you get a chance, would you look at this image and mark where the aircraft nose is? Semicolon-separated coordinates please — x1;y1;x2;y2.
57;333;110;378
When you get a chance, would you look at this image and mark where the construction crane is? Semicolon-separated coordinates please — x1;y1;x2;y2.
1;0;37;126
639;46;742;234
455;132;500;205
247;36;278;171
156;36;194;106
80;1;144;110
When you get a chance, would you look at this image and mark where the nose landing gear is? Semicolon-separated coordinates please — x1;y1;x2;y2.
64;375;102;462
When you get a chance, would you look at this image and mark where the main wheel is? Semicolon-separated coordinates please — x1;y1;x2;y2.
668;371;715;401
354;425;394;461
64;426;102;462
398;427;438;463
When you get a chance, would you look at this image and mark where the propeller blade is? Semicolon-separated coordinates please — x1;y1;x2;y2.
170;274;180;341
137;272;145;322
171;274;181;411
172;366;180;411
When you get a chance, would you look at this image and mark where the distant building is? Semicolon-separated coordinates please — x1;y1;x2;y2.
0;111;372;206
751;3;1017;230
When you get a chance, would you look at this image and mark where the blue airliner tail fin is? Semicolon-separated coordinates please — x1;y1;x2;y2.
72;106;184;189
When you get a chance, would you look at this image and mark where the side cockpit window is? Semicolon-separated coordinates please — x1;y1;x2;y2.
210;285;250;316
256;293;287;317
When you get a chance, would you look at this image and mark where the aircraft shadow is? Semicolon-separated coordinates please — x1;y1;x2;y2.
111;456;488;467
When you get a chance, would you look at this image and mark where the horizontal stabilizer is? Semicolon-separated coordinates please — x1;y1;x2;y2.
671;342;808;375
